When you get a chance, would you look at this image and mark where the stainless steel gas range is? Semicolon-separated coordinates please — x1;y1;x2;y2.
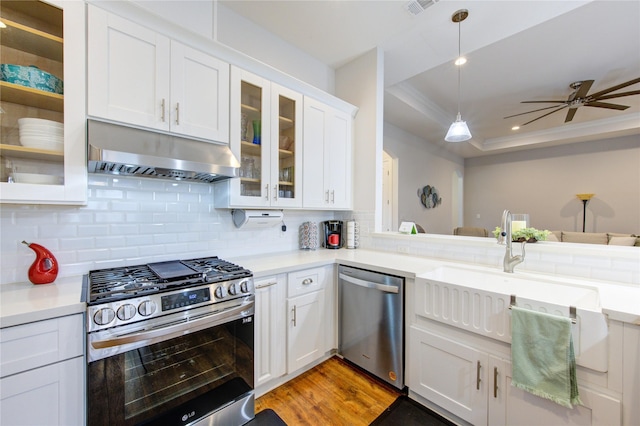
83;256;255;426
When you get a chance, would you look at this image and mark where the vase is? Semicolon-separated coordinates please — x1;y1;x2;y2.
252;120;261;145
241;113;248;141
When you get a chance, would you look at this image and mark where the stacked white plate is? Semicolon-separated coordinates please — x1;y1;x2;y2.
12;172;63;185
17;118;64;153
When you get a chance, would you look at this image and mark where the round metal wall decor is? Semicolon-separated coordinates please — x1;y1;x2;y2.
418;185;442;209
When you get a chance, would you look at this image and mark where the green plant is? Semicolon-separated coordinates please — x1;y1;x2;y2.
492;226;551;242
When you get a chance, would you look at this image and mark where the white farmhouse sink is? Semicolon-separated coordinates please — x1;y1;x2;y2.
416;265;608;372
422;265;601;311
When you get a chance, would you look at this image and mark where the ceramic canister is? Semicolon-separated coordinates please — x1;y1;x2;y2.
346;220;359;249
299;221;319;250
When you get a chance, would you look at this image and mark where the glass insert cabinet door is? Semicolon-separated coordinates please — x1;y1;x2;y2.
238;79;264;199
0;1;64;185
229;66;301;208
0;0;87;204
271;84;302;208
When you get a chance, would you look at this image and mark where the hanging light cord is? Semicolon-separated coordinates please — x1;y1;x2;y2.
456;10;462;117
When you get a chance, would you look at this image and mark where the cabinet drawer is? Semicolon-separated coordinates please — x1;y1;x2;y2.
0;314;84;378
287;267;326;298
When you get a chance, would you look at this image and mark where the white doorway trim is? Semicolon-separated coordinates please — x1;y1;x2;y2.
382;151;398;232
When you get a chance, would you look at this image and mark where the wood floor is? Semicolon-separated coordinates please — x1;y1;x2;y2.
255;356;401;425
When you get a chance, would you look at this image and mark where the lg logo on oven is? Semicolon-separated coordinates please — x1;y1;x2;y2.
181;411;196;422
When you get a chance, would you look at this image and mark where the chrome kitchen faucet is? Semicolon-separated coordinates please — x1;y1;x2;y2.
498;209;526;273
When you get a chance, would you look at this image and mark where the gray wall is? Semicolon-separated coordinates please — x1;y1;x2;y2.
384;122;464;235
464;135;640;234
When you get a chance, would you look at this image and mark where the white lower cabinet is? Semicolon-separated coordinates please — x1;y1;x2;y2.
0;357;84;425
254;275;286;388
286;266;333;373
409;324;621;426
0;314;85;425
409;326;489;425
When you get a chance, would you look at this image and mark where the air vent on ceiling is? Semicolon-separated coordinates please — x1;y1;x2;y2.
406;0;438;16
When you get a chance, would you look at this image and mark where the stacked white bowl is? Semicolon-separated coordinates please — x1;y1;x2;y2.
17;118;64;153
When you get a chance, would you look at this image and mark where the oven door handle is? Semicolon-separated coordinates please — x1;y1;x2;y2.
91;300;253;350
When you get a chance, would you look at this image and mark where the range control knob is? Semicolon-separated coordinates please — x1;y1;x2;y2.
94;307;115;326
138;300;157;317
117;304;137;321
214;286;227;299
228;282;238;296
240;280;250;293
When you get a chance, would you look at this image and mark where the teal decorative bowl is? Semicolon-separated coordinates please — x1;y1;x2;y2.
0;64;63;94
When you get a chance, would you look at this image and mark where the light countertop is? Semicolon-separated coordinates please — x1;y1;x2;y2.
2;249;638;328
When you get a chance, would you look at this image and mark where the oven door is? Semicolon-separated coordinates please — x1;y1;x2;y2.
87;298;254;426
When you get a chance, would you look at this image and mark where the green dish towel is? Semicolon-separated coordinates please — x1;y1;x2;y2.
510;306;582;408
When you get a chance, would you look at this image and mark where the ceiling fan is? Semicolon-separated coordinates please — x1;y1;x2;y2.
504;77;640;126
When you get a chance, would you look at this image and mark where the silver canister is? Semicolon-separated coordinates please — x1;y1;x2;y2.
299;221;319;250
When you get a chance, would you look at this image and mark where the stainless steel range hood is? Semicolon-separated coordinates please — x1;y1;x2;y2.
87;120;239;183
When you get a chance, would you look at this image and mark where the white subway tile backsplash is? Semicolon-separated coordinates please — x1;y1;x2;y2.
77;224;111;237
59;237;95;250
39;224;78;238
111;178;141;189
77;248;111;262
95;235;127;249
94;188;125;199
127;191;153;201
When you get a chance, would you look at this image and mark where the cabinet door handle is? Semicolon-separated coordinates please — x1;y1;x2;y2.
302;278;313;285
325;190;329;203
175;102;180;125
265;184;269;200
292;305;297;327
476;361;482;390
274;184;278;200
255;281;277;289
161;98;166;122
331;190;335;203
493;367;499;398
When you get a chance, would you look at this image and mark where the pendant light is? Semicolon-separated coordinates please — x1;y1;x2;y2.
445;9;472;142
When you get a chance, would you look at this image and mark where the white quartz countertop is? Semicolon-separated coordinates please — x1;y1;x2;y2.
0;275;85;328
2;249;638;328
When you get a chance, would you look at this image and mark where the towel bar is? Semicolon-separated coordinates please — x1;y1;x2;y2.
508;294;577;324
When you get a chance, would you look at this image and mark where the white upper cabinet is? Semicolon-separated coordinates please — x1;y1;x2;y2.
0;0;87;205
302;97;352;210
87;5;229;143
170;43;229;142
215;67;302;208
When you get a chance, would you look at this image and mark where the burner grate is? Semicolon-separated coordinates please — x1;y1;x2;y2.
87;256;252;304
181;257;251;283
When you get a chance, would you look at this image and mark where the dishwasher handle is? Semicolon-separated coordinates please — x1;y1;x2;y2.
339;272;399;294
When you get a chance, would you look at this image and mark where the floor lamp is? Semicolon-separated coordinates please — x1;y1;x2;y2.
576;193;594;232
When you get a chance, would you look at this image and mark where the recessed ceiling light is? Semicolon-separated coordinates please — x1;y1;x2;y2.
512;126;520;131
455;56;467;66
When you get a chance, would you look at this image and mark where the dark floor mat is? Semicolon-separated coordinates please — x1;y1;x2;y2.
370;395;456;426
245;409;287;425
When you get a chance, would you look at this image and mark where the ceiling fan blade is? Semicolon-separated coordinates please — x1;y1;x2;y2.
571;80;594;100
588;77;640;98
584;101;630;110
521;105;568;126
596;90;640;100
565;108;578;122
521;100;567;104
504;104;565;119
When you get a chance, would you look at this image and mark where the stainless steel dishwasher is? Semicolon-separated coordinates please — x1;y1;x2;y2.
338;265;404;389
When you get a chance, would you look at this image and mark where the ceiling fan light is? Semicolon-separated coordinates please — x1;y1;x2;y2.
445;115;472;142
